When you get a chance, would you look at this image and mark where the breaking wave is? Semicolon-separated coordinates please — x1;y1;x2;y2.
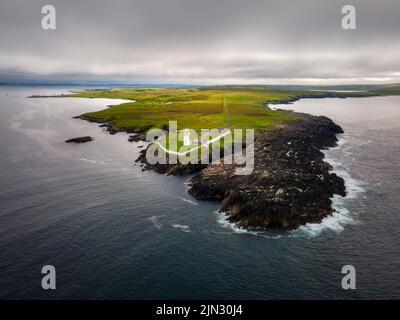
172;224;191;233
78;158;107;165
148;215;163;229
181;198;198;205
294;136;366;237
216;211;282;239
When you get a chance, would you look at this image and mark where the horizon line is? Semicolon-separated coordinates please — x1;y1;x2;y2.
1;80;399;88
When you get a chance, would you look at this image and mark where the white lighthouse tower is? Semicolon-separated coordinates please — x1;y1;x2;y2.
183;129;191;146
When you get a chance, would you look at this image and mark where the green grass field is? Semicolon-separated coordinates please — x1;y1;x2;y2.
57;84;400;134
64;87;302;131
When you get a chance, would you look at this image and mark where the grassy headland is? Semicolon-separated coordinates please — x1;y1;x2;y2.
65;87;300;131
35;84;400;133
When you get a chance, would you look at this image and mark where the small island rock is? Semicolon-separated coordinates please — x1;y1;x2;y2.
65;136;94;143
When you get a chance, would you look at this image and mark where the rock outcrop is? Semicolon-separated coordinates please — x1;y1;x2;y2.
187;114;345;230
65;136;94;143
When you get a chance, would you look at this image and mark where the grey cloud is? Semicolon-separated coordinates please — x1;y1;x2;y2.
0;0;400;84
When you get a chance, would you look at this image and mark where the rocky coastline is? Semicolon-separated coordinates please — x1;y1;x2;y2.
187;114;346;230
75;111;346;231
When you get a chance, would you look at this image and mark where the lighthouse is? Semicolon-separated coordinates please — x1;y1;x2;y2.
183;129;191;146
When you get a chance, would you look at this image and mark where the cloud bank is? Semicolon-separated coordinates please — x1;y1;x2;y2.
1;0;399;84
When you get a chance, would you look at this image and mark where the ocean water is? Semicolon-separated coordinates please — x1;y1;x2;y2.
0;86;399;299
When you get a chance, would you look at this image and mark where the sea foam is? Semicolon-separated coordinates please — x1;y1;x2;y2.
215;136;366;239
172;224;191;232
216;211;282;239
148;215;163;229
181;198;198;205
294;136;366;237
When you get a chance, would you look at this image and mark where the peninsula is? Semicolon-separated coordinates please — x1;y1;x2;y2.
35;84;400;230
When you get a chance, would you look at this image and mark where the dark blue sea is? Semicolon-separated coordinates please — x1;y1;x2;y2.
0;86;399;299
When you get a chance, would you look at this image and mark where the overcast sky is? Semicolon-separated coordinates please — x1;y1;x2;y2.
0;0;399;84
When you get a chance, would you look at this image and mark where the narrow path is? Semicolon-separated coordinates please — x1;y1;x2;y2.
223;97;230;127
